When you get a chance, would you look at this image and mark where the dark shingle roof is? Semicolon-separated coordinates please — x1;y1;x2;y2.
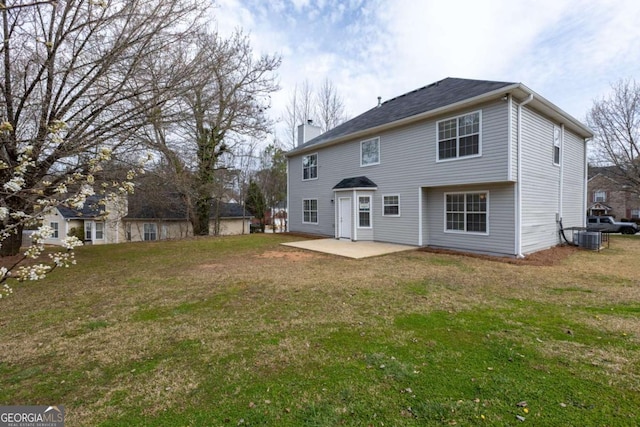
125;200;251;220
57;195;105;219
289;77;515;154
333;176;378;189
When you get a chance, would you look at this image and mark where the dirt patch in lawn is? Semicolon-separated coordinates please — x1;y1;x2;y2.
256;250;319;261
419;244;581;266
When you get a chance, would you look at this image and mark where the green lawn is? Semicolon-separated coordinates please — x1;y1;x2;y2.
1;234;639;426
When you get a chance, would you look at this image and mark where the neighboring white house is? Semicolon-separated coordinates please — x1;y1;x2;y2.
41;195;127;245
41;195;252;246
286;77;593;257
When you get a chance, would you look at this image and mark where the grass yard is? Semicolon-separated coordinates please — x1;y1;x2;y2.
1;234;639;426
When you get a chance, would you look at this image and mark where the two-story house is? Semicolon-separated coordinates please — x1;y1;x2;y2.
286;78;593;257
588;166;640;220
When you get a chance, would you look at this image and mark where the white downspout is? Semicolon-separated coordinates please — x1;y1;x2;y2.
286;158;290;232
559;124;565;220
516;93;534;258
507;94;513;181
352;189;357;241
418;187;423;246
583;138;589;227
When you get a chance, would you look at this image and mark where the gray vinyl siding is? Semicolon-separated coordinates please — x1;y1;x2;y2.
288;98;586;256
561;129;586;227
425;183;516;256
519;106;563;254
289;101;511;240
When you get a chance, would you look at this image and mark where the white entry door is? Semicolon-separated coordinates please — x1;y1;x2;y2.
339;198;352;239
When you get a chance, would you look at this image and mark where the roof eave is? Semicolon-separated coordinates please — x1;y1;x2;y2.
333;187;378;191
513;83;593;139
287;82;593;157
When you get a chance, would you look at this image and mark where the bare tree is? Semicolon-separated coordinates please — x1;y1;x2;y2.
139;30;281;235
283;80;315;149
316;78;348;133
587;78;640;195
282;78;348;149
0;0;208;255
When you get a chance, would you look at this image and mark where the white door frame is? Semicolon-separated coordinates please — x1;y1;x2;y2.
338;197;352;240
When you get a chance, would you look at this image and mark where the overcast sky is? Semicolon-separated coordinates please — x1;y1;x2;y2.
212;0;640;145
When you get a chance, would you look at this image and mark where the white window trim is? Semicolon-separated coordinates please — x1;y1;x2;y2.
143;223;158;241
94;221;105;240
302;198;319;224
382;194;401;217
443;191;489;235
50;221;59;239
302;152;319;181
360;137;380;167
593;190;606;203
553;125;561;166
436;110;482;162
357;195;372;229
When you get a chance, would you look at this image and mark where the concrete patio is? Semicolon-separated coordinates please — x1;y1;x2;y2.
281;238;416;259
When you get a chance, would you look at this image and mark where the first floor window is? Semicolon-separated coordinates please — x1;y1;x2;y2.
50;222;59;238
303;199;318;223
126;223;132;241
144;223;157;241
85;222;92;240
383;195;400;216
631;209;640;219
95;222;104;239
445;192;487;233
358;196;371;228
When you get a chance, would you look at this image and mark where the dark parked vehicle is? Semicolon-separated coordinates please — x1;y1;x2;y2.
586;216;638;234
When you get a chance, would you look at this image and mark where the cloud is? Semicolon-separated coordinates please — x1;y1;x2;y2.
211;0;640;139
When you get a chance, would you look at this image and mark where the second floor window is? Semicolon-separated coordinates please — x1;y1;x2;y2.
593;191;606;202
553;126;561;165
302;153;318;180
361;137;380;166
437;111;481;161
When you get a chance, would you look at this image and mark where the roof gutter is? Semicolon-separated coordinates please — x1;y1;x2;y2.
516;93;534;258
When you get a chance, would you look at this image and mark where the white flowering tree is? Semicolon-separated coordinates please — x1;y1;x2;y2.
0;0;209;295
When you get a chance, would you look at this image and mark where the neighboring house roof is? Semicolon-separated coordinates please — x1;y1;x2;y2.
588;202;612;210
56;195;105;219
287;77;593;156
588;165;616;181
333;176;378;189
124;200;252;220
588;165;636;189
